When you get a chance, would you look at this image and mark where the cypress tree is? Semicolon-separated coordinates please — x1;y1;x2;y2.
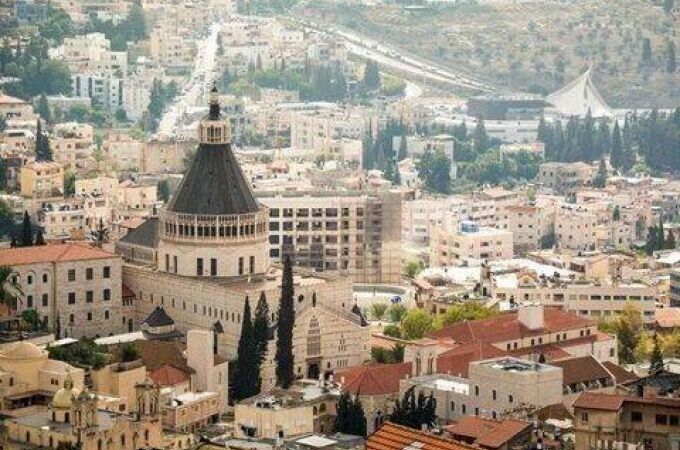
397;131;408;161
472;116;488;153
613;205;620;221
658;214;665;250
664;0;674;14
592;157;607;188
667;230;676;250
20;211;33;247
253;291;270;365
37;94;51;124
275;256;295;388
610;121;623;170
35;120;53;162
642;38;653;66
233;297;259;401
334;392;367;437
649;334;664;374
667;41;677;73
34;229;45;246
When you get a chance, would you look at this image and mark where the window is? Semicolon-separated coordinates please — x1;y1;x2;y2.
670;415;679;426
104;310;110;320
462;404;466;414
165;255;170;272
508;395;513;403
86;268;93;280
173;256;178;274
42;294;48;307
210;258;217;276
197;258;203;276
68;292;76;305
238;257;244;275
68;269;76;282
27;274;33;285
103;289;111;301
86;291;94;303
475;407;479;416
87;312;92;321
492;390;497;400
475;386;479;396
103;266;111;278
631;411;643;422
249;256;255;273
42;273;48;283
450;401;455;412
656;414;668;425
581;412;589;422
27;295;33;308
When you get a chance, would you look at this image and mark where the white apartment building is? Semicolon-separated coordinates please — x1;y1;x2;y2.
72;73;123;111
430;220;514;266
500;204;554;254
554;204;599;251
50;122;94;171
149;25;196;69
290;107;365;151
258;191;402;284
61;33;127;74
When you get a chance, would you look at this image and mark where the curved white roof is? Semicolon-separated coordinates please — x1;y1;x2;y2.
546;68;613;118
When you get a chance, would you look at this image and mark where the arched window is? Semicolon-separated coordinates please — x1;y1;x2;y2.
144;430;150;441
97;439;102;450
64;412;70;423
121;434;126;446
26;431;31;443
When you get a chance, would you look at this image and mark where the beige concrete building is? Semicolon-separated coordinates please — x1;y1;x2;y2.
3;376;166;450
289;107;365;151
0;92;37;125
0;341;85;412
554;204;599;251
500;204;554;254
491;273;658;323
258;191;402;284
20;161;64;199
431;220;513;266
537;161;595;194
50;122;94;171
0;244;125;339
401;357;563;422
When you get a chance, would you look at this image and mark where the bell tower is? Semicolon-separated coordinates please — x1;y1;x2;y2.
135;378;161;419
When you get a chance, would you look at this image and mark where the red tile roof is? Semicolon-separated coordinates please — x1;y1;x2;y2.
572;392;625;411
551;355;611;385
602;361;638;384
337;362;412;396
436;342;508;378
122;284;135;300
428;308;594;345
149;364;191;387
446;416;531;449
0;243;116;266
368;422;472;450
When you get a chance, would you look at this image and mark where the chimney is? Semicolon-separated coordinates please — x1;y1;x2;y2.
518;304;544;331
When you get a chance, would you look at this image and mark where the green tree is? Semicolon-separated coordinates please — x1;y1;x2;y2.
667;41;677;73
275;256;295;388
404;260;422;278
598;303;644;364
34;229;45;246
157;179;170;203
401;309;433;340
234;297;260;400
64;171;76;196
383;324;402;338
370;303;388;320
119;342;140;362
35;120;53;161
37;94;51;123
417;149;451;194
334;392;367;437
362;60;380;91
397;132;408;161
388;304;407;323
664;0;674;14
0;115;6;133
592;157;607;188
642;38;653;66
667;230;676;250
649;334;665;374
613;205;620;221
433;303;497;329
610;122;623;170
253;291;270;365
472;116;489;153
21;211;33;247
390;386;437;430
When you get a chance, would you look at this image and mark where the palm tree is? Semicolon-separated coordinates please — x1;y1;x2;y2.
0;265;22;314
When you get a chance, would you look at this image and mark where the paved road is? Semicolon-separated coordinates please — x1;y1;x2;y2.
157;21;222;138
293;18;493;93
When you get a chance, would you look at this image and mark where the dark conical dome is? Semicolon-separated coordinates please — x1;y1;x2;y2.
166;89;260;216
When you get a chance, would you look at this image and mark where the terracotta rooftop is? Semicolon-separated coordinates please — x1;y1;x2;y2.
446;416;531;449
368;422;472;450
0;243;117;266
337;362;412;396
436;341;508;378
573;392;680;411
0;93;27;104
428;308;594;345
149;364;191;387
550;355;611;386
602;361;638;384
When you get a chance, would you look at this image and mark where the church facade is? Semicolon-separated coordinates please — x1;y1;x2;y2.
117;88;370;379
